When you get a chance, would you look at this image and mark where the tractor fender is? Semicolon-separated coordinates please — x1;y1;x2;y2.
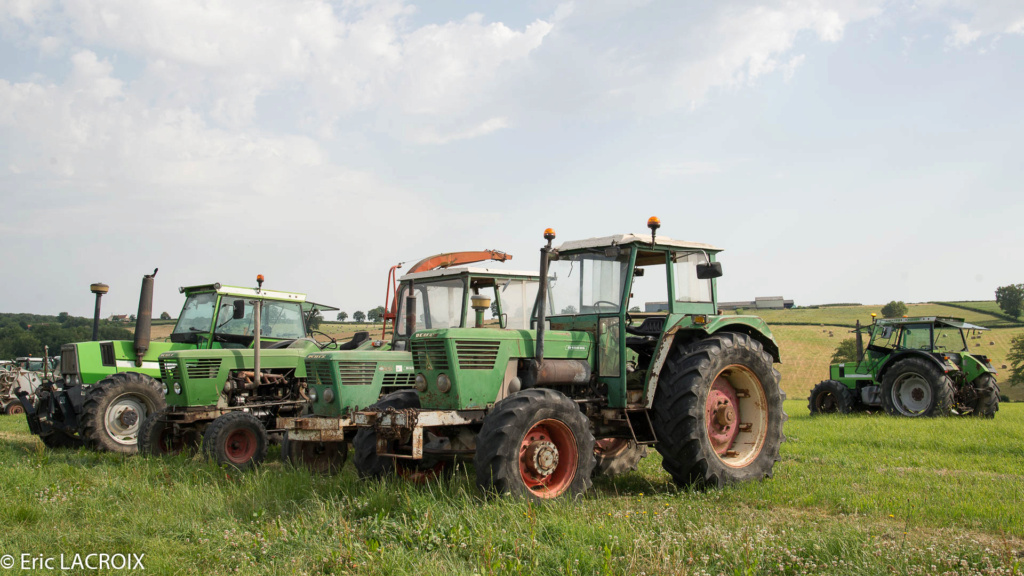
641;322;780;409
875;350;947;382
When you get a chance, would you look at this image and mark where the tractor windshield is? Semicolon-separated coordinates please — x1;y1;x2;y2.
932;326;968;352
171;293;218;342
396;279;465;336
547;253;628;315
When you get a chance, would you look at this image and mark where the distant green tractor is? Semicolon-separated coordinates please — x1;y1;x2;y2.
278;260;537;474
23;271;333;452
353;219;787;500
809;316;999;418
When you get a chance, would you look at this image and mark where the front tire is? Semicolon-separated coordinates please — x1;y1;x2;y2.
652;332;786;488
808;380;855;415
202;412;268;470
139;410;200;456
81;372;167;454
880;358;953;417
474;388;595;501
4;402;25;415
353;390;447;481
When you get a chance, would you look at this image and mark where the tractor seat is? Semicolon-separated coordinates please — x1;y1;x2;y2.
625;316;666;337
337;331;370;351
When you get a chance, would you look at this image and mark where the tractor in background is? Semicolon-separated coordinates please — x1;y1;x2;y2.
809;316;999;418
352;218;787;500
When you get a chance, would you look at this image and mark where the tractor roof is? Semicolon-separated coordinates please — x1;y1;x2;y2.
874;316;988;330
401;267;540;282
557;234;721;253
178;284;338;312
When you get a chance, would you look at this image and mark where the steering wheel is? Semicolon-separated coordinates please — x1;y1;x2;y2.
592;300;618;313
309;330;337;350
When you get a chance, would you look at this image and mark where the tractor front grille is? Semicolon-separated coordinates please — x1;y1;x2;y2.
382;373;414;387
159;360;181;382
60;344;78;376
456;341;500;370
305;359;335;386
184;358;221;379
412;340;450;371
338;361;376;386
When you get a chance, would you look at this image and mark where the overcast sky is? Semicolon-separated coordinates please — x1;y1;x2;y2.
1;0;1022;319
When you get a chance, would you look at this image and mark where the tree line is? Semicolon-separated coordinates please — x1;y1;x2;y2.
0;313;132;359
333;306;387;324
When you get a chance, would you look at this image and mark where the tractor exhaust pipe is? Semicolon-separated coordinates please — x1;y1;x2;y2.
855;319;864;363
90;282;109;341
253;275;264;389
534;229;556;364
405;281;417;339
133;269;158;367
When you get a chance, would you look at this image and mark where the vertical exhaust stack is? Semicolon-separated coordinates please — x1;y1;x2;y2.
404;281;417;341
534;228;556;364
855;319;864;363
253;274;264;389
133;269;158;367
90;282;109;341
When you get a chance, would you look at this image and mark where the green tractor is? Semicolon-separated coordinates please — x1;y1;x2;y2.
352;219;787;500
141;291;343;469
22;271;333;452
278;256;536;474
809;316;999;418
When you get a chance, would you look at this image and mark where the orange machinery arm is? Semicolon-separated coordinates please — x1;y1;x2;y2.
381;250;513;338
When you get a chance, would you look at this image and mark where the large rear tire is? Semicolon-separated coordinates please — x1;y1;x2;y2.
880;358;954;417
652;332;786;488
593;438;647;477
81;372;167;454
202;411;268;470
474;388;595;501
808;380;855;415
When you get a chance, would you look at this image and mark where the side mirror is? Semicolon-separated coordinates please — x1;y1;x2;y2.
232;299;246;319
696;262;723;279
633;267;645;277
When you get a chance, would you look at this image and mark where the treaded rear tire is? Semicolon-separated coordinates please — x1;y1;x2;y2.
81;372;167;454
202;411;268;470
593;438;647;477
652;332;786;488
808;380;855;415
880;358;954;417
139;409;200;456
474;388;595;501
353;390;420;479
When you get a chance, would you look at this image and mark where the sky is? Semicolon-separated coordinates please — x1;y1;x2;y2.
1;0;1022;319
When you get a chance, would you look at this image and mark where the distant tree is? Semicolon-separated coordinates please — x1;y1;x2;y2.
1008;334;1024;387
995;284;1024;319
830;338;858;364
880;301;908;318
490;301;499;317
159;311;171;320
353;310;366;323
336;311;347;322
367;306;386;323
129;314;137;322
306;310;323;331
561;305;577;314
57;312;69;323
629;306;641;313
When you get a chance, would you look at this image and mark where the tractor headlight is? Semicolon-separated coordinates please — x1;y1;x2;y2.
308;388;318;403
161;382;168;395
436;373;452;393
173;383;182;395
414;374;427;392
323;388;335;403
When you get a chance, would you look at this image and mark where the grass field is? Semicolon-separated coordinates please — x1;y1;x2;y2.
0;402;1021;575
728;302;1019;329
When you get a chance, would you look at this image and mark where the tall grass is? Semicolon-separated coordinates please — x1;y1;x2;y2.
0;402;1021;575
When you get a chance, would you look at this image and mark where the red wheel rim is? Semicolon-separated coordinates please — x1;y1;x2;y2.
706;374;741;455
224;428;257;464
7;404;24;415
518;419;577;499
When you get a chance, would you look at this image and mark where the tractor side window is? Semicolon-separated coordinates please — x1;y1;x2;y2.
261;301;306;339
673;253;713;303
598;317;621;376
548;254;627;315
215;297;253;336
172;293;218;335
499;279;539;330
900;324;931;350
933;326;967;352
